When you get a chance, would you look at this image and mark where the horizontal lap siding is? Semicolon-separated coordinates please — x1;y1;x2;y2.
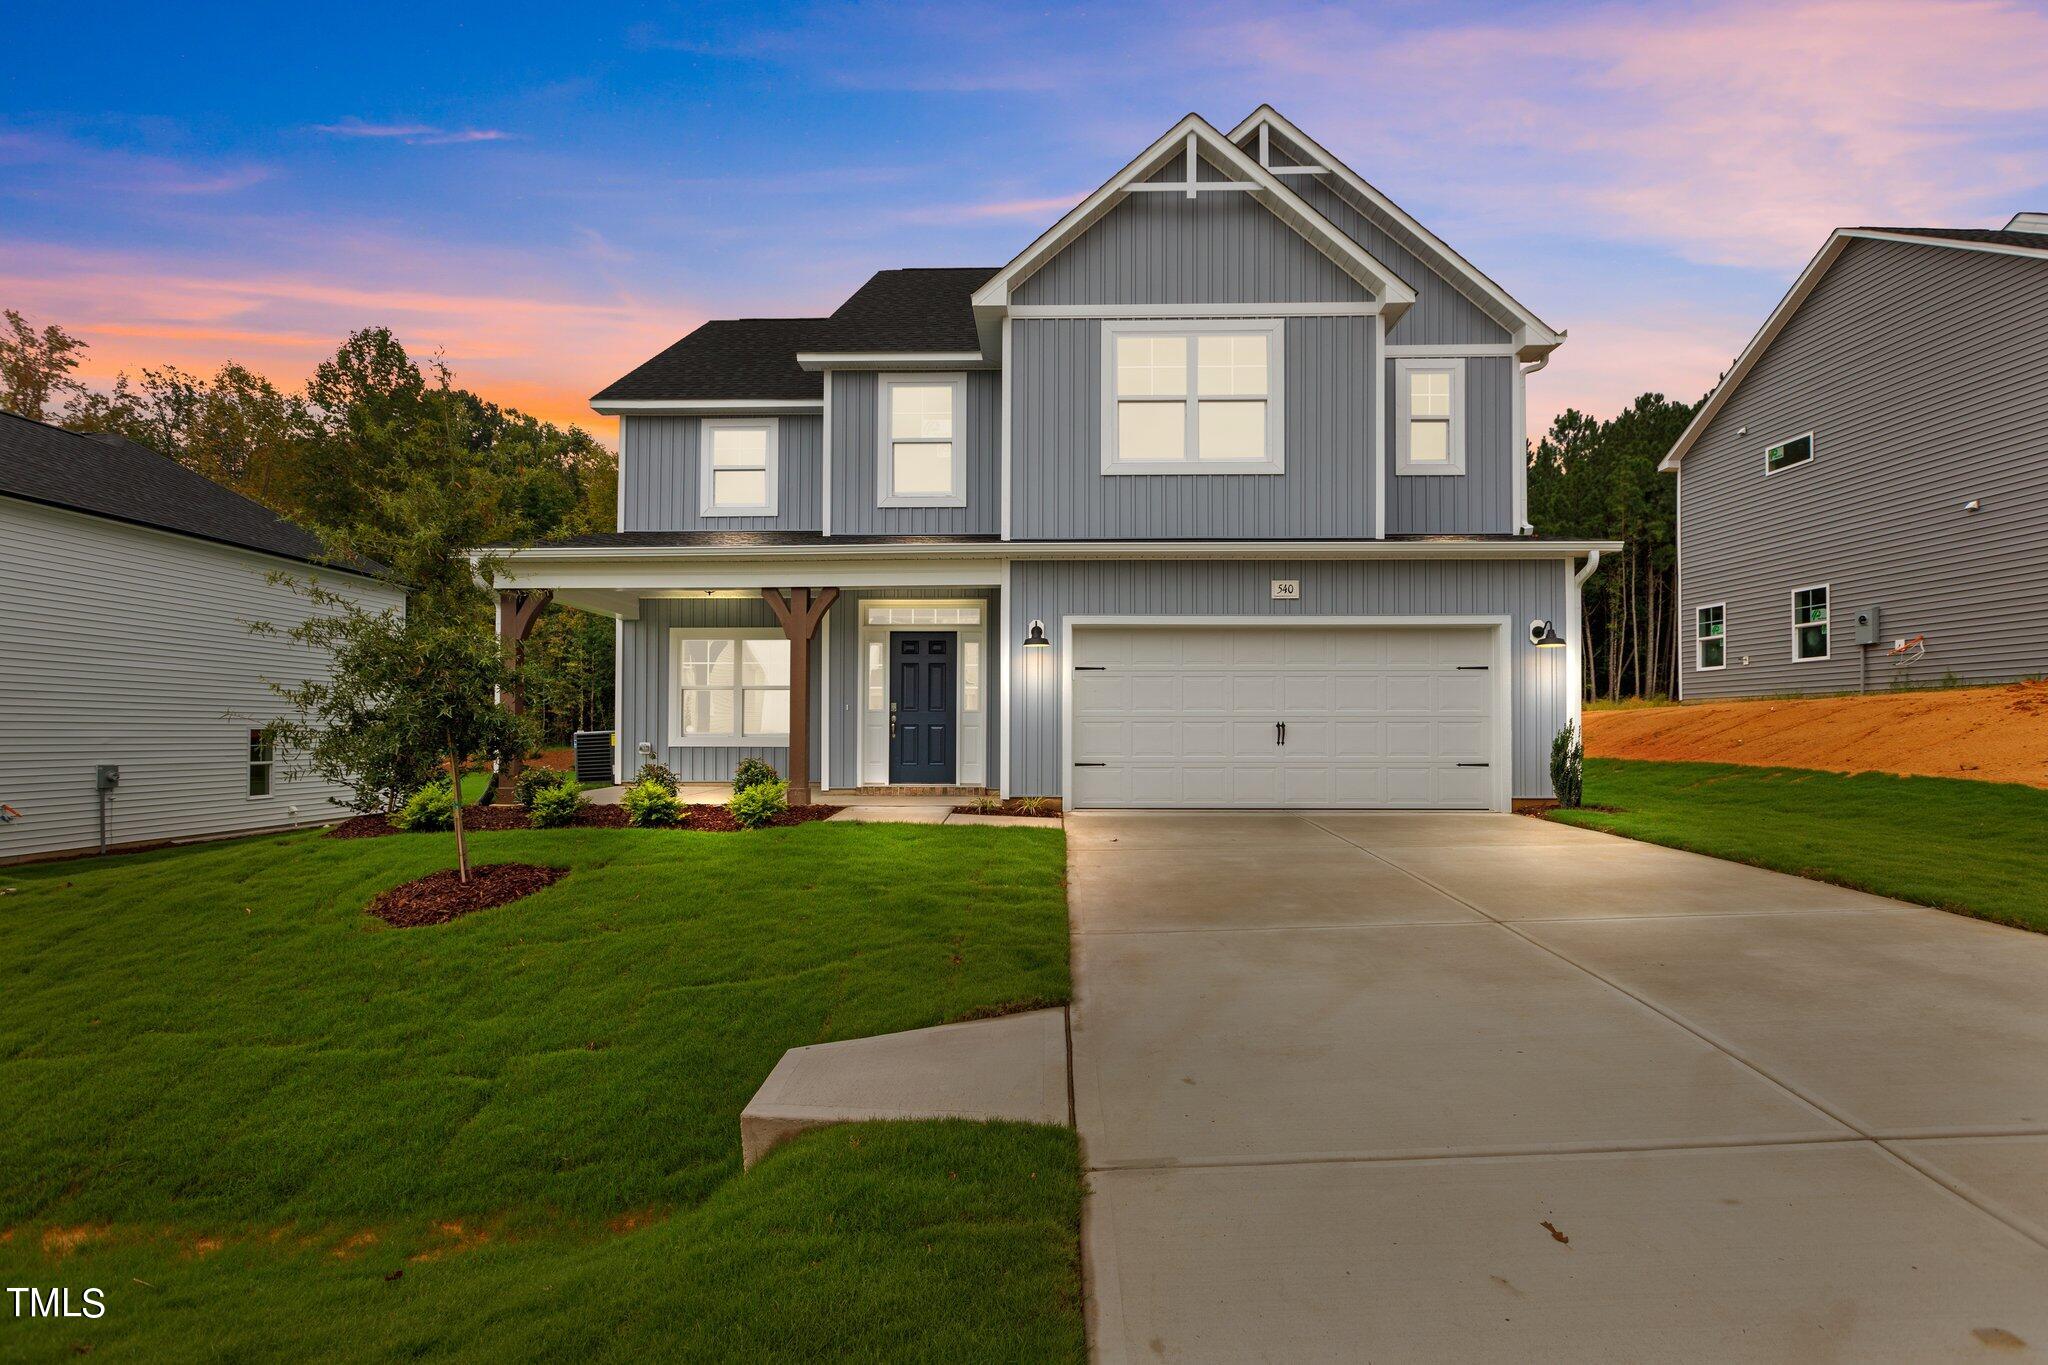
1006;558;1570;799
1011;316;1377;539
615;598;822;784
1384;356;1515;534
619;414;822;532
0;499;407;860
829;372;999;535
1679;238;2048;698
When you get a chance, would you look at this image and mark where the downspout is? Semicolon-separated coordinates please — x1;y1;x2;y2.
1515;353;1552;536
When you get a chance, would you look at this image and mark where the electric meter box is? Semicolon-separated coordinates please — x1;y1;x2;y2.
1853;606;1882;646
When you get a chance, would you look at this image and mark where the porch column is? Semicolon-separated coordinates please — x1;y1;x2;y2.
495;588;552;803
761;586;839;806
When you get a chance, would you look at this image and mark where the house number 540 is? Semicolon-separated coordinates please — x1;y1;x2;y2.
1270;579;1301;601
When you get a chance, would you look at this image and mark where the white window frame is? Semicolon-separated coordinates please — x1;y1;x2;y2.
1695;603;1726;672
1099;318;1285;475
698;417;779;518
1394;357;1467;476
877;372;968;508
247;727;274;799
666;627;792;747
1763;431;1815;477
1791;584;1830;662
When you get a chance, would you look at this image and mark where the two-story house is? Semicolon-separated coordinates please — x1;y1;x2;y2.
492;108;1618;810
1663;214;2048;699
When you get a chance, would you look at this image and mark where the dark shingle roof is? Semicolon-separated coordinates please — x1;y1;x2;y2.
1856;226;2048;250
0;411;373;575
487;530;1001;550
592;317;824;402
804;267;999;353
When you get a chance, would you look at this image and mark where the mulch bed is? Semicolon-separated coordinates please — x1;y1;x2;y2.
366;863;569;927
329;802;841;839
949;798;1062;819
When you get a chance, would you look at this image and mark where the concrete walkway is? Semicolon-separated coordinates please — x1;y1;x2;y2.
1069;812;2048;1363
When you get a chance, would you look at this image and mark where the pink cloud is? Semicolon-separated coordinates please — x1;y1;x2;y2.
311;118;512;146
0;129;268;196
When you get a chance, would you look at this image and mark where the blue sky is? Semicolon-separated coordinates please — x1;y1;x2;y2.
5;0;2045;437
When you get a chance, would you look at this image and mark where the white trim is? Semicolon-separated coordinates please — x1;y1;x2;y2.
615;416;629;531
854;599;988;788
999;559;1013;797
1674;464;1684;701
1372;312;1387;539
492;538;1623;569
666;626;793;747
1227;106;1563;356
1099;318;1286;475
819;608;832;789
1383;342;1520;357
592;398;819;415
1058;615;1514;813
1511;359;1529;534
697;417;779;518
1564;558;1582;733
1393;358;1467;476
1694;601;1727;672
821;371;834;538
797;351;987;371
1853;228;2048;262
968;113;1415;328
1791;583;1831;662
876;372;969;508
1763;430;1815;477
1009;302;1378;319
613;615;624;782
999;316;1013;540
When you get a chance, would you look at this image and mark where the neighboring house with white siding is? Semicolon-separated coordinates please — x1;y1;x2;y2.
1;411;406;862
1664;214;2048;698
490;107;1618;811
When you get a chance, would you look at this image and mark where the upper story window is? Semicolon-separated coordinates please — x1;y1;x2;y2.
878;373;967;507
1394;358;1466;476
699;418;779;517
1100;320;1284;474
1695;604;1726;671
1792;585;1829;661
1765;432;1814;476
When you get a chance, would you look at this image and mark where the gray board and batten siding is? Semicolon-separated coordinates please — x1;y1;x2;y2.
1382;356;1516;536
619;414;823;533
827;371;1001;536
1003;557;1572;800
1677;235;2048;698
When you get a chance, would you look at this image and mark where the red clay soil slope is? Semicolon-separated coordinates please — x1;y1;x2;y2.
1584;680;2048;789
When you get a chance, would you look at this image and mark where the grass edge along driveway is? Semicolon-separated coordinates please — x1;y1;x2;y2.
1551;758;2048;934
0;821;1082;1362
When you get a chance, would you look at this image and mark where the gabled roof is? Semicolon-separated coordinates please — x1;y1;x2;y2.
1660;224;2048;471
1228;105;1563;358
968;113;1416;352
592;317;824;411
797;267;998;365
0;410;376;575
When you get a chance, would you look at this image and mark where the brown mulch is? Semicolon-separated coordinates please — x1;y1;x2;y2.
949;798;1063;818
366;863;569;928
328;802;841;839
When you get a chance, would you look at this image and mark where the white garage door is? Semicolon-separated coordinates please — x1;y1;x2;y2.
1069;625;1501;810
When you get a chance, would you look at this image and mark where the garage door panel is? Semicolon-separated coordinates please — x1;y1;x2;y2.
1070;625;1500;810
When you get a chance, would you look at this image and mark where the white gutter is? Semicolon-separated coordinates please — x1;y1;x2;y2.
1573;547;1602;586
485;538;1627;565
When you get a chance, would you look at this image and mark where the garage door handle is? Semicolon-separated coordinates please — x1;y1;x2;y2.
1073;762;1107;767
1456;665;1489;671
1073;665;1107;671
1276;721;1286;746
1457;762;1490;768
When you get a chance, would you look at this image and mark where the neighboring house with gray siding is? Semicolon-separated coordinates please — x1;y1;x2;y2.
495;108;1616;811
0;412;405;862
1664;215;2048;699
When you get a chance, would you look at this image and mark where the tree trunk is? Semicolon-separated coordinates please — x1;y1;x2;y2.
447;746;470;884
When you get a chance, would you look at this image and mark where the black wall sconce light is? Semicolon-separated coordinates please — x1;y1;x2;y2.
1024;619;1051;648
1528;619;1566;648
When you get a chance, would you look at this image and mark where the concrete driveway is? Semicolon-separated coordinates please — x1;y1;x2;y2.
1068;812;2048;1363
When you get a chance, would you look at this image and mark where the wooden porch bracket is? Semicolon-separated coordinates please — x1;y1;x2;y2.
762;586;839;806
495;588;553;803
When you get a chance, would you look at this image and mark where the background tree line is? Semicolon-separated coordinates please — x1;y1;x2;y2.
2;308;615;744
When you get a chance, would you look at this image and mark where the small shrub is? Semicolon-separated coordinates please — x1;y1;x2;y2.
636;760;681;792
622;778;684;828
968;793;1005;814
529;778;587;828
728;779;789;829
394;779;455;832
1015;796;1051;816
732;758;780;794
516;765;570;809
1940;670;1963;690
1550;722;1585;809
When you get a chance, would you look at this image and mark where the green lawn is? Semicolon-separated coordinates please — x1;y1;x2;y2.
0;822;1079;1361
1553;758;2048;933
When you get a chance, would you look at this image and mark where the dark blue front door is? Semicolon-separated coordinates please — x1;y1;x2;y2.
889;631;957;784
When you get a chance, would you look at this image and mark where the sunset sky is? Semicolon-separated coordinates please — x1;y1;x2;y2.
6;0;2046;443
